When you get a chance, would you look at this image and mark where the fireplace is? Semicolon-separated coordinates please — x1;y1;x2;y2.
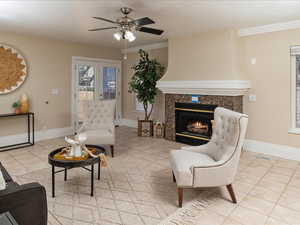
175;102;217;145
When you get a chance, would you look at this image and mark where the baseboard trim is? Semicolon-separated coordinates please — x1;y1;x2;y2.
119;119;138;128
0;127;73;147
2;124;299;161
244;139;300;161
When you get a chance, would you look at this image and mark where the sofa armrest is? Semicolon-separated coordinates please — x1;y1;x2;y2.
0;182;47;225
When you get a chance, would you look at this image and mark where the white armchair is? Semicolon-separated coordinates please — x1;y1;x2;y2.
170;107;248;207
78;100;116;157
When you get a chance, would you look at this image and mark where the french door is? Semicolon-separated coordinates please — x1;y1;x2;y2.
72;57;121;132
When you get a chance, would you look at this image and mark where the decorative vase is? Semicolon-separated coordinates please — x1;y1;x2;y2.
65;133;87;157
20;94;29;113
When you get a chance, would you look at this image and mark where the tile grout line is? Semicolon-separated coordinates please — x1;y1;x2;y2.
263;160;299;225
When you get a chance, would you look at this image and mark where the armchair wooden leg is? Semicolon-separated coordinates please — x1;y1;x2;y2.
178;187;183;208
110;145;114;158
226;184;237;204
172;171;176;183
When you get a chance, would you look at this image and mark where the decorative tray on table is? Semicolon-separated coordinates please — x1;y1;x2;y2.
53;146;97;161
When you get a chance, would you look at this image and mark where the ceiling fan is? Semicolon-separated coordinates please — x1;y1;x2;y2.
89;7;164;42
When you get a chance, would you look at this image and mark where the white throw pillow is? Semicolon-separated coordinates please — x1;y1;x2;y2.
0;170;6;190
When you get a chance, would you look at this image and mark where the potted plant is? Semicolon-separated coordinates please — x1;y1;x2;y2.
129;49;165;136
12;101;21;114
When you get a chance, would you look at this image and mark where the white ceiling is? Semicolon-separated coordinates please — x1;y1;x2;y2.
1;0;300;48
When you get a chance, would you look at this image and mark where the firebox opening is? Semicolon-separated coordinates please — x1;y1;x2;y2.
175;103;217;145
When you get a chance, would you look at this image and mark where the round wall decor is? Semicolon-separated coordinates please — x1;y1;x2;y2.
0;44;27;94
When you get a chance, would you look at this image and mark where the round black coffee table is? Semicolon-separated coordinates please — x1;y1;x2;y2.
48;144;105;197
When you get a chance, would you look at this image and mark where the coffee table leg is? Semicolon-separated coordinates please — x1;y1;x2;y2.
91;163;94;197
52;165;55;198
64;168;67;181
98;160;100;180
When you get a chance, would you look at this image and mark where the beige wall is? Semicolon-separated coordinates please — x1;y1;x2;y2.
240;29;300;148
122;47;168;122
158;27;300;148
0;32;121;136
161;29;244;81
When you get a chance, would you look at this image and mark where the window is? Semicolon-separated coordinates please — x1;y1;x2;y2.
290;46;300;133
135;96;152;113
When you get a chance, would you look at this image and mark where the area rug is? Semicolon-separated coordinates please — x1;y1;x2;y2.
158;191;217;225
48;211;62;225
16;167;223;225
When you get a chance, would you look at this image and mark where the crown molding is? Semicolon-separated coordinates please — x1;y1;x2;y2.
156;80;251;96
121;41;168;54
238;20;300;37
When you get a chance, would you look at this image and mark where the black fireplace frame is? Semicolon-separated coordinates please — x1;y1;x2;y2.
175;102;217;145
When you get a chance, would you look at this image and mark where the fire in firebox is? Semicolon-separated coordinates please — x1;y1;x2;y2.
187;121;209;135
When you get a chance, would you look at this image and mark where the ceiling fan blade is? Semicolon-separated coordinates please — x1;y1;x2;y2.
93;17;118;24
139;27;164;35
88;27;118;31
132;17;155;26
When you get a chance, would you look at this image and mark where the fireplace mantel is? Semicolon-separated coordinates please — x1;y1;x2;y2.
156;80;251;96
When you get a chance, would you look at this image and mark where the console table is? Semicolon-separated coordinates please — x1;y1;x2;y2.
0;112;34;151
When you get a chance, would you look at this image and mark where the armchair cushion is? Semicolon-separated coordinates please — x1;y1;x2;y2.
170;150;216;187
85;128;114;145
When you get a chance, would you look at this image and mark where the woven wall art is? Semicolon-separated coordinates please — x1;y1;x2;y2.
0;44;27;94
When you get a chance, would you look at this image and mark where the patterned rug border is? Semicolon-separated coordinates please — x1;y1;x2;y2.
158;190;216;225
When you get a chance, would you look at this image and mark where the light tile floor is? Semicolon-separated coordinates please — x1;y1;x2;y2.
1;127;300;225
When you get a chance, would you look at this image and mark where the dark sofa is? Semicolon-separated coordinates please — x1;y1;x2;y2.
0;162;47;225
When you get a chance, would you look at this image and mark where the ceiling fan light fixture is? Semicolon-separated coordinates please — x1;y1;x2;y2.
113;32;122;41
125;30;136;42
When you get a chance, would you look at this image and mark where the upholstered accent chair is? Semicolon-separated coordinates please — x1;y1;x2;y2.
79;100;116;157
170;107;248;207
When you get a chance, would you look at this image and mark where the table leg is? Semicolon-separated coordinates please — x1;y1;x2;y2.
32;113;35;144
52;165;55;198
91;163;94;197
64;168;67;181
27;114;30;143
98;160;100;180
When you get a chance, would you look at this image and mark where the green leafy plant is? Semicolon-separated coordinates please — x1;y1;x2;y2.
12;101;21;108
129;49;165;121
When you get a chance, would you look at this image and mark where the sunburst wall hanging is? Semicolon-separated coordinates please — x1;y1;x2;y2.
0;44;27;94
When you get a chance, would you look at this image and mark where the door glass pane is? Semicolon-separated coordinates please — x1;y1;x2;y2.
78;65;95;122
102;67;117;100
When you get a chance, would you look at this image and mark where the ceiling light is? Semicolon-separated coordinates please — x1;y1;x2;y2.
125;31;136;42
113;32;122;41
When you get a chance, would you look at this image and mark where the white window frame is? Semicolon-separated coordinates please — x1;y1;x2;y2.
289;46;300;134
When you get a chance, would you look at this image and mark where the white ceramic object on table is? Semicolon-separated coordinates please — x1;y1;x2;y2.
65;133;87;157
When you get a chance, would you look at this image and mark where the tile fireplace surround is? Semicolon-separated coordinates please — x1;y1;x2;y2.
164;94;243;141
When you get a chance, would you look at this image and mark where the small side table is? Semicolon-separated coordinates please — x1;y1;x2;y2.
48;145;105;197
0;112;34;152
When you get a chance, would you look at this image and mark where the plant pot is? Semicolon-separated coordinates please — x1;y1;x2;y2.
138;120;154;137
14;108;21;114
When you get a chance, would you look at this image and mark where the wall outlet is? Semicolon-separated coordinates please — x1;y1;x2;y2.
51;88;59;95
251;58;256;65
249;94;257;102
